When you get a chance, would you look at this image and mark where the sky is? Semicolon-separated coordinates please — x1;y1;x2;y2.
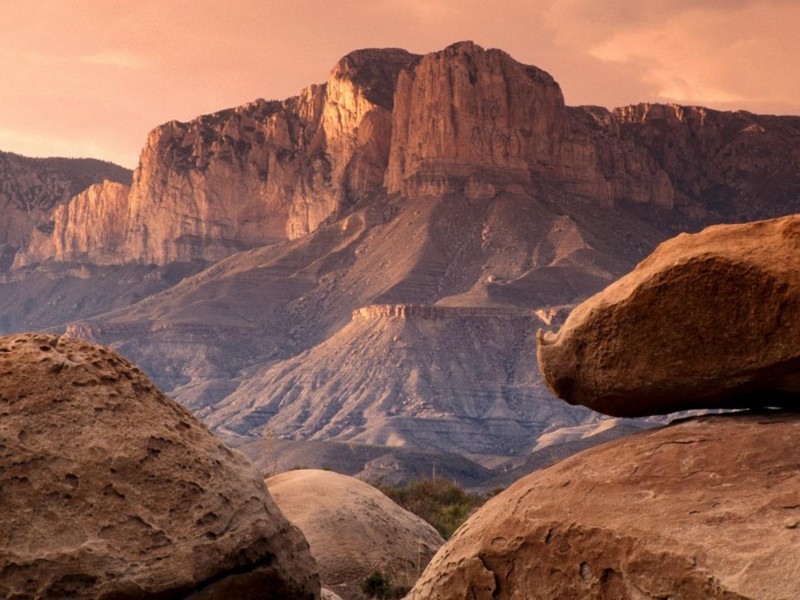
2;0;798;168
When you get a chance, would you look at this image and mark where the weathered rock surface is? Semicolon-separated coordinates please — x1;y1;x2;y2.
0;333;319;599
409;412;800;599
0;151;130;258
20;49;418;266
15;180;131;266
266;469;443;599
538;214;800;417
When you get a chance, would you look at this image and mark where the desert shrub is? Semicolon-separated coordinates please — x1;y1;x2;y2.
377;477;487;539
362;570;391;598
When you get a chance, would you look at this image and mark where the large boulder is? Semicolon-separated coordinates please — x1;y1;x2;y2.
266;469;444;599
537;214;800;417
408;412;800;599
0;333;319;599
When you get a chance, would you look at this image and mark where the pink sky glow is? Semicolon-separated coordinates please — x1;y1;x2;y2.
2;0;798;168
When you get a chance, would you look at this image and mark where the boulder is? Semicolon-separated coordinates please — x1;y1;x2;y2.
408;412;800;599
537;214;800;417
0;333;319;599
266;469;444;599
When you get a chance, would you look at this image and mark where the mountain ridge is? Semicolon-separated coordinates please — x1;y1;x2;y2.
2;41;799;459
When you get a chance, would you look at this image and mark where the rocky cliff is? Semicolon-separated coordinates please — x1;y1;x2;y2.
16;180;131;266
21;49;418;266
0;151;130;263
17;42;800;267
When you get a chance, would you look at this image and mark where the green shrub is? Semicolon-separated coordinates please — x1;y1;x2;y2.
376;477;488;539
362;570;391;598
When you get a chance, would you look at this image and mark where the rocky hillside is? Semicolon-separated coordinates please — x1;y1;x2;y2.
3;41;800;460
0;151;130;265
208;304;592;456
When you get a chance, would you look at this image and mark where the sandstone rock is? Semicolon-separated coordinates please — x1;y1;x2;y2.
408;412;800;599
0;333;319;599
538;214;800;417
266;469;443;599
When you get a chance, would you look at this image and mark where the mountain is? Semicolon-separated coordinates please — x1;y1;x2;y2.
0;151;130;268
2;41;799;461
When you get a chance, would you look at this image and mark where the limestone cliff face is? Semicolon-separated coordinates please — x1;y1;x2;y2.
614;103;800;221
384;42;676;208
17;42;800;267
0;152;130;262
386;42;566;197
20;49;417;266
16;180;130;266
120;48;418;264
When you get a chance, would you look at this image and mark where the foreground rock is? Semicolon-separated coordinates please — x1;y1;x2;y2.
0;333;319;599
409;412;800;599
538;214;800;416
266;469;444;599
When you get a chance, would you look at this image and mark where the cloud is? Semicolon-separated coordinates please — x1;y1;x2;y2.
78;51;149;70
543;0;800;112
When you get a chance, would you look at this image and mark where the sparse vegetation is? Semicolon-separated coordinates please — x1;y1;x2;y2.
376;477;488;539
361;570;407;599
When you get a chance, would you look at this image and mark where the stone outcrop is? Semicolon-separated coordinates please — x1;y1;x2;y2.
0;151;130;256
15;180;130;266
385;41;565;196
22;49;418;266
537;214;800;417
408;412;800;599
615;103;800;222
266;469;443;599
0;333;319;599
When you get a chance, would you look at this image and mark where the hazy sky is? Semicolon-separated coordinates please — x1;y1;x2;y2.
2;0;798;168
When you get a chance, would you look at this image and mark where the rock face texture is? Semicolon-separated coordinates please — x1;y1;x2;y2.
266;469;443;599
20;49;418;266
408;412;800;600
16;180;131;266
0;333;319;599
538;214;800;417
0;151;130;258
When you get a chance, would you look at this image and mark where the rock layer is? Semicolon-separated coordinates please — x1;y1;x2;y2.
408;412;800;599
0;333;319;599
266;469;443;599
538;214;800;417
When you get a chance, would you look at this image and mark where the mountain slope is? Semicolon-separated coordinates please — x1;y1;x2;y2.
3;42;800;459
